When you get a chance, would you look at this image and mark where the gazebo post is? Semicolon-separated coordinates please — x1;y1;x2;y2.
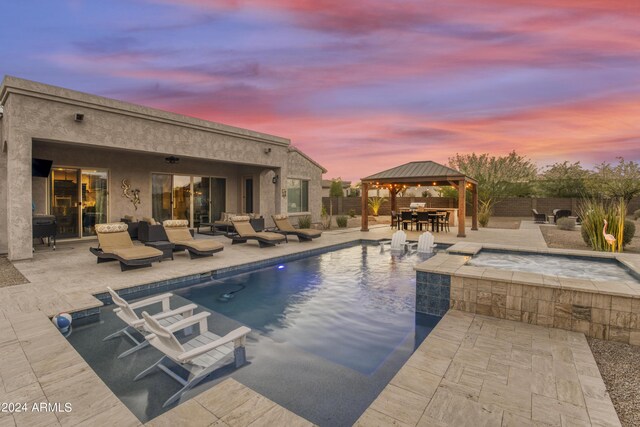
361;182;369;231
471;185;478;231
390;187;397;227
457;179;466;237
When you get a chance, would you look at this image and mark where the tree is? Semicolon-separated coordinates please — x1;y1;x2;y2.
588;158;640;203
448;151;537;225
329;178;344;198
537;161;590;198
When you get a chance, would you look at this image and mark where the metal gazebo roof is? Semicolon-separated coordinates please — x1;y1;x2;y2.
361;161;477;185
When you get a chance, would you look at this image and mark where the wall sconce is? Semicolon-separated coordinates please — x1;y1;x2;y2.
165;156;180;164
74;113;84;122
281;189;287;197
264;148;272;154
272;175;279;184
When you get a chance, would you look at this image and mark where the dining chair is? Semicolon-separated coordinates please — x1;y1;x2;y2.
416;211;431;232
400;210;413;231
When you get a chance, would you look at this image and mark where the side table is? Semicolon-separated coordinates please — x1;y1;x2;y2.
144;240;175;261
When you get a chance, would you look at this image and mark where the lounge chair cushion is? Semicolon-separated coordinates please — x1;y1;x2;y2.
142;217;157;225
95;222;129;233
272;216;321;237
174;240;224;252
112;246;163;260
163;220;189;228
232;218;285;241
98;230;135;252
165;227;194;242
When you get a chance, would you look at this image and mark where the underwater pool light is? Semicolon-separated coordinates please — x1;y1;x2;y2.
277;265;285;270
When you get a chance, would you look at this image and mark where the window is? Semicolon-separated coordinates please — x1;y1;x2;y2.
287;179;309;213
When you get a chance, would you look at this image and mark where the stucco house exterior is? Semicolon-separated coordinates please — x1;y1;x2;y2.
0;76;325;260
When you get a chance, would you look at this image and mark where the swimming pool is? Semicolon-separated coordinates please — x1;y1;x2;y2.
69;244;440;426
467;250;639;283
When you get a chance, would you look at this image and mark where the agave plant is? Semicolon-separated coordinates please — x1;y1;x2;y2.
368;196;387;216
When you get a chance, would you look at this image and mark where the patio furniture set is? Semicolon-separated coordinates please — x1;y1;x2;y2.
532;209;580;224
90;215;322;271
392;209;451;233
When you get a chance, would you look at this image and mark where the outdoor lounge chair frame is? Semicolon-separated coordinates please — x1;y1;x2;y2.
103;288;197;358
134;311;251;407
271;215;322;242
226;233;285;247
174;243;224;259
226;218;286;247
89;247;162;271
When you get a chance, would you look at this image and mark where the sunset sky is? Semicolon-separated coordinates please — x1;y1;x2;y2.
1;0;639;181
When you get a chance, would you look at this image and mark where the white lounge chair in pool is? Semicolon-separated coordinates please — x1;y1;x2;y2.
134;310;251;407
103;287;198;359
380;230;412;252
417;232;437;254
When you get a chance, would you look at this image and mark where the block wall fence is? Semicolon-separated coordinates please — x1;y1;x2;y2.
322;197;640;217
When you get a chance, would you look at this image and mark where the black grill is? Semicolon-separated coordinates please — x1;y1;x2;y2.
33;215;57;250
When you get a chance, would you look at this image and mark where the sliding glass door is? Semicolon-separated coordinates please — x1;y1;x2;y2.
50;167;109;238
152;174;225;227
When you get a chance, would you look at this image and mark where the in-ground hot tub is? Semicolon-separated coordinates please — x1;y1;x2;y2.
415;243;640;345
466;250;640;284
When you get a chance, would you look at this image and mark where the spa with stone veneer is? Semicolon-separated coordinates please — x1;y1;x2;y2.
416;242;640;345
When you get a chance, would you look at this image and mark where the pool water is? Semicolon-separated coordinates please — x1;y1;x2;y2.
68;244;440;426
467;250;639;283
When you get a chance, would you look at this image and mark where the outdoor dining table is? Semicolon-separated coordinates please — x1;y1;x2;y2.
397;211;446;232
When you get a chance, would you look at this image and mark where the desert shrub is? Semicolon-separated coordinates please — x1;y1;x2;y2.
297;215;311;229
348;209;356;218
336;215;348;228
634;209;640;220
478;200;492;227
624;220;636;246
556;217;576;231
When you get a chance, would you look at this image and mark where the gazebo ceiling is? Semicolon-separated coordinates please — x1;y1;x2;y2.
361;161;477;185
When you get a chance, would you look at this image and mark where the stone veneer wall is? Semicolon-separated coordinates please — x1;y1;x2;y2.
416;272;451;316
447;276;640;346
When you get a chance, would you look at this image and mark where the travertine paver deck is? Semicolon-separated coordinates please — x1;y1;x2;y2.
356;310;621;426
0;222;626;426
146;379;313;427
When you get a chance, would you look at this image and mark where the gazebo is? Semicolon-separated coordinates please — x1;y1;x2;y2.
360;161;478;237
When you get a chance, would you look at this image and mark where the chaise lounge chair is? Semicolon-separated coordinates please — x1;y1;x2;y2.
271;214;322;242
228;216;286;247
103;287;198;358
532;209;547;224
134;310;251;407
90;223;163;271
163;220;224;258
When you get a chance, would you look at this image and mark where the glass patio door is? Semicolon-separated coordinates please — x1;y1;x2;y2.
152;174;172;223
172;175;191;222
81;170;108;236
193;177;210;227
51;168;80;238
152;174;226;226
50;167;109;238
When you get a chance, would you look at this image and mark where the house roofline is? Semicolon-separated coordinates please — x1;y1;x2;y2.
0;75;290;146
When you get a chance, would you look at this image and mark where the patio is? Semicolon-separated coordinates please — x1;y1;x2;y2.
0;222;625;426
